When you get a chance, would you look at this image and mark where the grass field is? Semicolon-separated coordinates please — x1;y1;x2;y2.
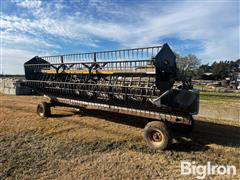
200;91;240;105
0;95;240;179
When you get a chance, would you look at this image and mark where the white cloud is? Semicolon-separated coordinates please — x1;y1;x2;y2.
2;30;59;49
16;0;42;9
199;26;239;61
51;1;238;62
1;48;39;74
1;0;239;74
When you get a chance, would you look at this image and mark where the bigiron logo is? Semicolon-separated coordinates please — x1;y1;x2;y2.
180;161;237;179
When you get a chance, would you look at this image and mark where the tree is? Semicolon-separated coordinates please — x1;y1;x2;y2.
176;53;200;71
197;59;239;80
175;53;201;77
212;61;229;80
196;64;212;78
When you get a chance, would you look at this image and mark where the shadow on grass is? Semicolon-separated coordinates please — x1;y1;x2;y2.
50;108;240;152
50;113;74;118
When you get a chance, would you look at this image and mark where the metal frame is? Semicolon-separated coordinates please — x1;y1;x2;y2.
22;44;199;121
46;95;192;125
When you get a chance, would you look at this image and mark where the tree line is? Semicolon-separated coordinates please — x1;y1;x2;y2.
175;53;240;80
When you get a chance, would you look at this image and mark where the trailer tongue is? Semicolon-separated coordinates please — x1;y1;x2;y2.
22;43;199;150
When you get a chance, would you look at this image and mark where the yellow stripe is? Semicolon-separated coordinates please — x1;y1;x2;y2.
41;67;155;75
41;70;114;75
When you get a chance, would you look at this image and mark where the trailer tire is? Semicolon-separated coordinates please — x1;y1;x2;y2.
37;102;51;118
144;121;172;150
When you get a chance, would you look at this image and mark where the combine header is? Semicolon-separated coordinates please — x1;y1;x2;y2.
22;43;199;150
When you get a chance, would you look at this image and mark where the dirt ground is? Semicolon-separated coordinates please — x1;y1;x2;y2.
0;95;239;179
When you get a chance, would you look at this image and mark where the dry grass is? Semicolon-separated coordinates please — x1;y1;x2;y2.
0;95;240;179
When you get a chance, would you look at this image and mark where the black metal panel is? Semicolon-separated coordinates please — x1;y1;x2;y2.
154;43;176;92
24;56;50;80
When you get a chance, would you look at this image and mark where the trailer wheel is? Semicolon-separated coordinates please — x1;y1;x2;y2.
144;121;172;150
37;102;51;118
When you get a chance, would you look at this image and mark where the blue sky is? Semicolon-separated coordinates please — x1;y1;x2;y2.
1;0;239;74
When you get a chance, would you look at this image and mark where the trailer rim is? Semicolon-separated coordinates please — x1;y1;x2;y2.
37;104;44;117
149;128;164;145
144;121;172;150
